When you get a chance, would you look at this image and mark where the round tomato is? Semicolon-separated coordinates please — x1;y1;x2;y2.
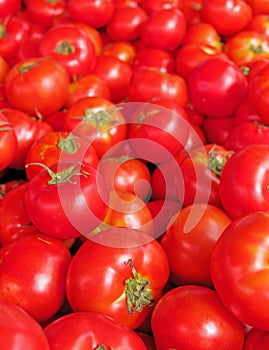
244;328;269;349
0;112;17;171
4;57;70;117
45;311;147;349
66;227;170;329
0;233;71;323
211;211;269;331
132;47;175;73
0;301;50;349
151;285;245;350
219;144;269;219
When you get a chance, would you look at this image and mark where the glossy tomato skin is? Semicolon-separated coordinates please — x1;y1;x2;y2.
0;0;22;19
24;162;109;239
244;328;269;349
45;311;147;349
4;57;70;117
210;212;269;331
38;23;97;80
0;182;39;246
66;228;170;329
187;57;248;118
219;144;269;219
161;203;232;287
0;233;71;323
151;285;245;350
132;47;175;73
201;0;253;36
0;301;50;350
0;112;17;171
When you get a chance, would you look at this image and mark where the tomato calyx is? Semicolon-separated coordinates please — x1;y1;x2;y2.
19;62;38;74
96;345;115;350
57;133;80;153
208;145;233;177
125;259;154;314
25;162;90;185
56;41;75;55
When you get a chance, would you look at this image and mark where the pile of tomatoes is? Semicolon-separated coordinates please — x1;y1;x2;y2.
1;0;269;349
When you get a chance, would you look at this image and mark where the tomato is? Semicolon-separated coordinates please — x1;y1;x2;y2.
161;203;232;287
0;16;30;63
244;328;269;349
211;211;269;331
0;55;9;83
67;0;115;28
106;5;148;42
25;131;99;180
38;23;97;80
202;116;234;146
0;0;22;19
247;14;269;39
4;57;70;118
0;112;17;171
24;0;66;28
128;99;190;164
178;0;203;27
132;47;175;73
1;108;53;170
0;233;71;323
224;31;269;66
151;285;245;350
140;0;181;15
140;8;187;51
24;161;109;239
128;67;188;107
187;57;248;118
248;61;269;125
201;0;253;36
66;227;170;329
103;41;136;65
245;0;269;15
62;96;127;158
0;182;39;246
219;144;269;219
93;54;133;103
0;178;24;202
0;301;50;349
98;156;151;200
45;311;147;349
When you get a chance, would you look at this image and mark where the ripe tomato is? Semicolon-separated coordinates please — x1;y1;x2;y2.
24;162;109;239
0;112;17;171
219;144;269;219
4;57;70;118
62;96;127;158
140;8;187;51
202;116;234;146
66;227;170;329
244;328;269;349
247;14;269;39
38;23;97;80
188;57;248;118
0;182;39;246
25;131;99;180
245;0;269;15
211;211;269;331
161;203;232;287
44;311;147;349
0;233;71;323
0;55;9;83
0;0;22;19
201;0;253;36
103;41;137;65
0;301;50;349
151;285;245;350
132;47;175;73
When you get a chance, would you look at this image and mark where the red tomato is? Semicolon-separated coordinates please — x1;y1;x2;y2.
211;211;269;331
128;67;188;107
202;116;234;146
244;328;269;349
93;54;133;103
201;0;253;36
161;203;232;287
219;144;269;219
132;47;175;73
140;0;181;15
62;96;127;158
0;182;39;246
103;41;137;64
151;285;245;350
25;131;99;180
106;5;148;41
0;233;71;323
45;311;147;349
67;0;115;28
38;23;97;80
0;112;17;171
188;57;248;118
0;301;50;349
245;0;269;15
136;332;157;350
66;227;170;329
140;8;187;51
0;0;22;19
4;57;70;118
24;162;109;239
0;56;9;83
247;14;269;39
